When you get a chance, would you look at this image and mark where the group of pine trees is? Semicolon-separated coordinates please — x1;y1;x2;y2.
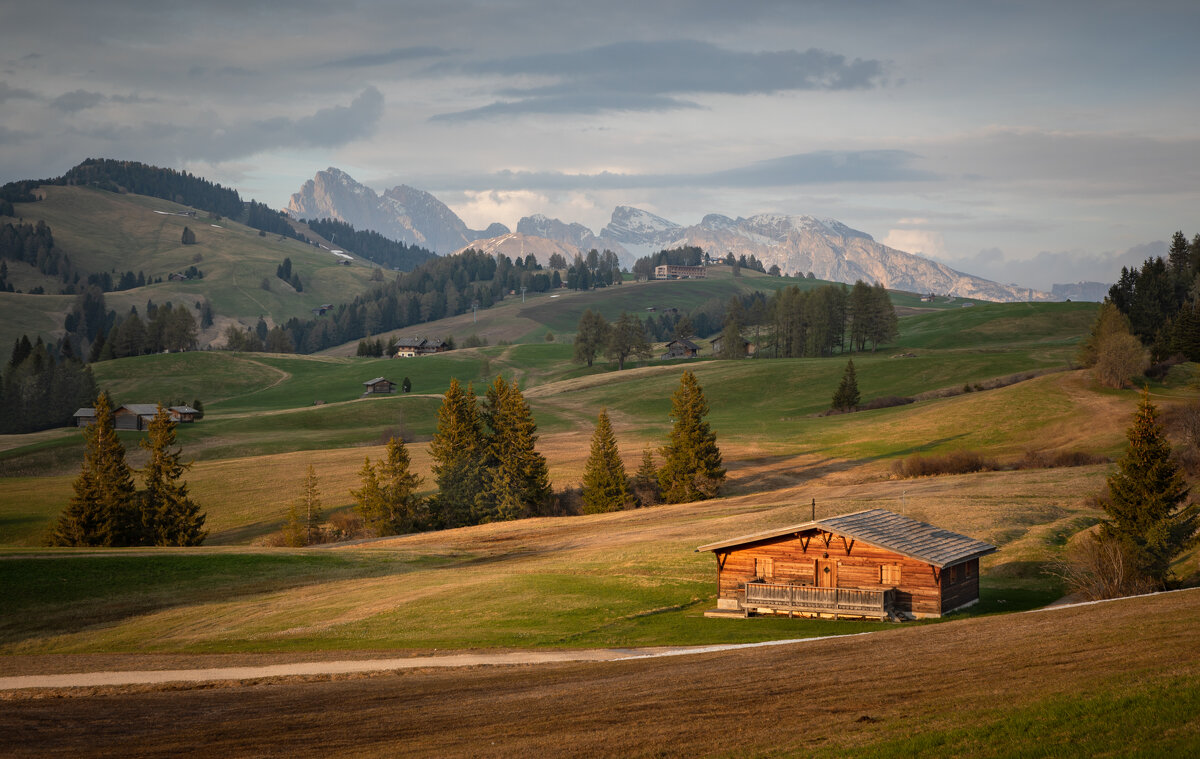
564;249;622;290
49;394;206;546
0;335;97;434
581;370;725;512
1108;230;1200;359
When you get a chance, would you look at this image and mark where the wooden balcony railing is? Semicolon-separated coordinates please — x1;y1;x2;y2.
743;581;894;619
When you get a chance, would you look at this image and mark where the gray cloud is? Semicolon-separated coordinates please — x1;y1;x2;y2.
934;241;1165;291
0;81;37;102
50;89;105;112
66;86;385;164
319;46;450;69
404;149;933;191
432;40;885;120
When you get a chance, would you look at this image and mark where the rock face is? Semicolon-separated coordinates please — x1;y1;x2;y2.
286;168;507;254
453;232;582;264
516;214;615;260
590;207;1050;302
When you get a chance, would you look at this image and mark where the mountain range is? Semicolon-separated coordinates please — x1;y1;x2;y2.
287;168;1055;302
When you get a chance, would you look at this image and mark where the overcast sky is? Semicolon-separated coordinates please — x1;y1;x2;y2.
2;0;1198;290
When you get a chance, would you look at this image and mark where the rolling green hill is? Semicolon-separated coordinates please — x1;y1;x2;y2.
0;185;379;352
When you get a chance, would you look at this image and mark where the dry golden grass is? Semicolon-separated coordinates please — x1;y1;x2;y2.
2;589;1196;758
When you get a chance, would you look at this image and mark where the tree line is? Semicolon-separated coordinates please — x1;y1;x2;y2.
1108;230;1200;359
280;371;726;544
0;335;97;434
49;394;207;546
302;218;438;272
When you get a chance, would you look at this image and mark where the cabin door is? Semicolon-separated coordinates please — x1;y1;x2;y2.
815;560;837;588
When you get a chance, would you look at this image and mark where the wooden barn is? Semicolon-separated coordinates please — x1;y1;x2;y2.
661;338;700;359
697;508;997;620
362;377;396;395
113;404;160;430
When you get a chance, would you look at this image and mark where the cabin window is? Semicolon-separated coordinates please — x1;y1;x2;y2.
880;564;901;585
754;557;774;579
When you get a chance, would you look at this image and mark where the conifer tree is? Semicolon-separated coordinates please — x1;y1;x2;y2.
140;405;206;546
658;370;725;503
428;378;484;528
832;359;861;411
475;376;552;521
582;409;629;513
631;447;662;507
351;456;385;535
367;437;425;535
1102;389;1199;587
50;393;137;546
297;464;323;545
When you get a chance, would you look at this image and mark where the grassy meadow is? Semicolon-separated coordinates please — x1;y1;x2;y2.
2;289;1199;665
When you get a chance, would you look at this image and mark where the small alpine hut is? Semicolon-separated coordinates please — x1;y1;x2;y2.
697;508;996;621
362;377;397;395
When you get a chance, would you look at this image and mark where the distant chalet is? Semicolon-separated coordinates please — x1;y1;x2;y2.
362;377;397;395
393;337;450;358
73;404;199;430
697;508;997;621
661;338;700;359
654;264;706;280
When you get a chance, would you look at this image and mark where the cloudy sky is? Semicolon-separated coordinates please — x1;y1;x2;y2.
2;0;1198;290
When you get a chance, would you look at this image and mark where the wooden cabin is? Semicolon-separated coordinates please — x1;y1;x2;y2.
696;508;997;620
362;377;396;395
169;405;199;423
113;404;160;431
661;338;700;359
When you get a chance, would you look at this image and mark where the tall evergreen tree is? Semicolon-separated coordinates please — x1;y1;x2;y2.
428;378;485;528
474;376;552;522
296;464;323;545
355;437;425;535
832;359;861;411
49;393;137;546
582;409;629;513
658;371;725;503
140;405;206;546
1102;389;1199;587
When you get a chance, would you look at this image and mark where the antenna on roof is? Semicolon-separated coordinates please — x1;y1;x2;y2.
811;498;816;522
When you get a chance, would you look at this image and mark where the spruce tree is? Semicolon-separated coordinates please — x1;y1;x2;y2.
582;409;629;513
376;437;425;534
475;376;552;522
1102;389;1199;587
832;359;861;411
658;370;725;503
140;405;206;546
631;447;662;507
428;378;485;528
50;393;137;546
351;456;386;535
298;464;322;545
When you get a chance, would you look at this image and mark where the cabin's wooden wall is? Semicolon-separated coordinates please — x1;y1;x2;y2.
714;532;961;617
940;558;980;613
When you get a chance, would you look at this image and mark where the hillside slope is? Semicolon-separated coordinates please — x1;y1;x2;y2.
0;185;379;350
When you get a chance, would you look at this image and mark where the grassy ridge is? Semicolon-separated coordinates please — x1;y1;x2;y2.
0;185;377;351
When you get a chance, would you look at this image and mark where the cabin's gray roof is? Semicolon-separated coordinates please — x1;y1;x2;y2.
169;405;199;414
667;338;700;350
695;508;996;568
363;377;393;386
121;404;161;416
395;337;425;347
73;408;96;417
